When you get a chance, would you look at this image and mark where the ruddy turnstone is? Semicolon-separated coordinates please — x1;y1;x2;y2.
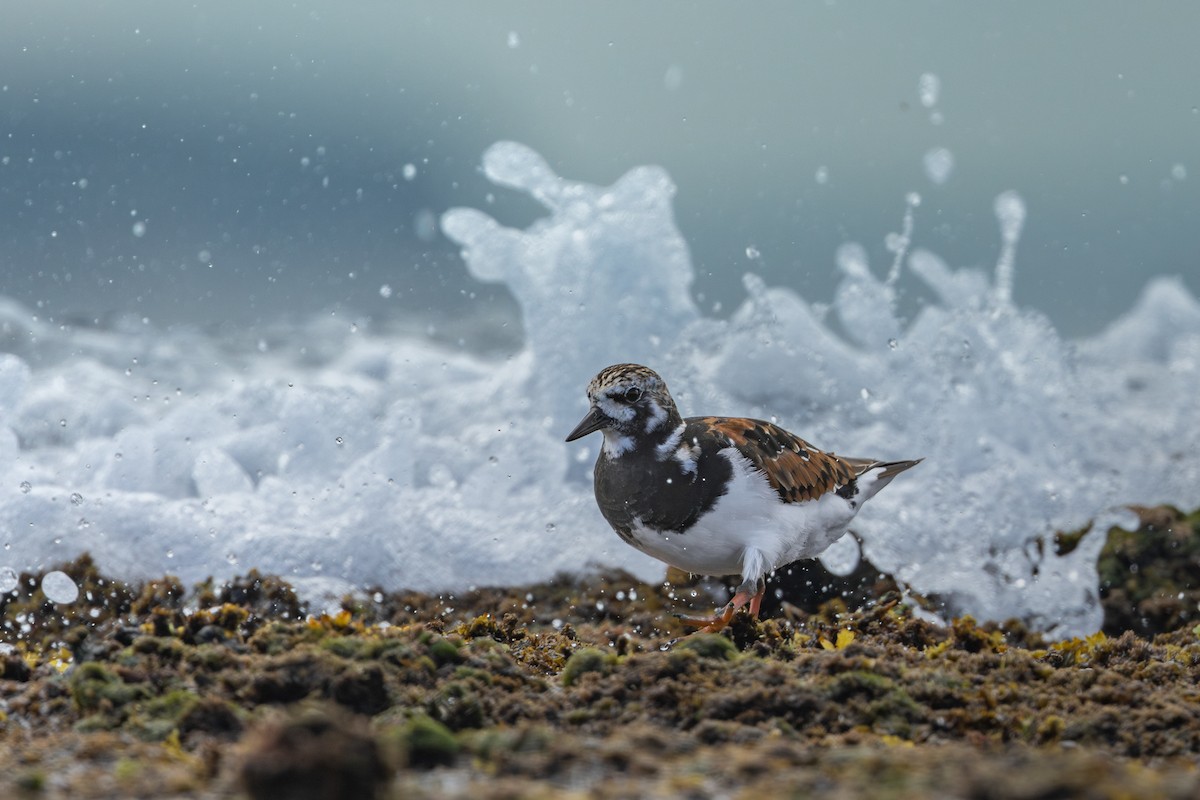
565;363;921;632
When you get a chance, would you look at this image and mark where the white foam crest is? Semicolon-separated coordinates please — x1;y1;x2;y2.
443;141;700;434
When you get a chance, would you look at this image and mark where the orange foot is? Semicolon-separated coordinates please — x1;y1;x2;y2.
676;584;765;633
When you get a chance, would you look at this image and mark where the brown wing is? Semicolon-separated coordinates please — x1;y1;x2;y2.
694;416;859;503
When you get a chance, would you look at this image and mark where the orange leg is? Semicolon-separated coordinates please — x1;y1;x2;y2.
677;577;765;633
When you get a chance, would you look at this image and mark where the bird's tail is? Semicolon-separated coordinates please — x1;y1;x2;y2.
845;457;923;501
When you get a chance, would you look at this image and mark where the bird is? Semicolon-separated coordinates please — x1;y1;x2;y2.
565;363;921;633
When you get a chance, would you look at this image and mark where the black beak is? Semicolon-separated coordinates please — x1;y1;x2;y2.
565;406;607;442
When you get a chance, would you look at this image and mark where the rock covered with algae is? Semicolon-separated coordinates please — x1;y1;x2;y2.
2;509;1200;798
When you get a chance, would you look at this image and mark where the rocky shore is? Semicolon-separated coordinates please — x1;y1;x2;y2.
2;506;1199;798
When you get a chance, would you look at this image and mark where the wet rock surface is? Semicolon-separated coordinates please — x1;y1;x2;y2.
2;508;1200;798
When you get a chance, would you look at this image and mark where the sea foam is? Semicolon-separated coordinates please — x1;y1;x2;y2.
2;142;1198;637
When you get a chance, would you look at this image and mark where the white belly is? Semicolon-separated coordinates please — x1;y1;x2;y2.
627;448;858;581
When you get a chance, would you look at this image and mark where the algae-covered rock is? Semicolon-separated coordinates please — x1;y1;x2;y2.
1098;506;1200;636
238;705;392;800
677;633;739;661
561;646;617;686
385;713;460;768
7;530;1200;799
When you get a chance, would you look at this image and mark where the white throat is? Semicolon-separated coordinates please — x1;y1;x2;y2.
601;429;634;458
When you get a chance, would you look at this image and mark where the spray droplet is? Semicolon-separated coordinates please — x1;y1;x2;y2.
923;147;955;185
41;571;79;604
745;246;761;260
918;72;941;108
0;567;17;593
70;492;84;505
19;481;31;494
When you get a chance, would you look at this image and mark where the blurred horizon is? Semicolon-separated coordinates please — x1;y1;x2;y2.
1;1;1197;340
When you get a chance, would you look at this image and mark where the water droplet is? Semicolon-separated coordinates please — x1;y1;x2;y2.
663;64;684;91
379;284;393;298
888;338;899;350
335;437;344;446
0;567;18;593
918;72;940;108
59;418;67;428
1171;163;1187;181
745;245;761;260
41;571;79;604
131;220;147;237
402;163;417;181
923;147;954;184
994;191;1026;245
70;492;83;505
814;165;829;184
507;30;520;48
19;481;31;494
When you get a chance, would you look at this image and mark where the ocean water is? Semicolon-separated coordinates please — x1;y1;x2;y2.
3;142;1199;639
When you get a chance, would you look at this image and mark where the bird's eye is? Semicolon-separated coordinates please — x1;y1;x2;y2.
623;387;642;403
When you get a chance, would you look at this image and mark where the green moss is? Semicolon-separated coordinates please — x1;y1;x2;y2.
320;635;378;660
427;636;464;667
826;670;895;700
69;662;149;713
677;633;739;661
112;757;140;784
387;713;460;768
561;647;617;686
452;665;495;685
130;717;179;742
14;769;46;792
186;643;239;672
428;682;485;730
131;635;187;662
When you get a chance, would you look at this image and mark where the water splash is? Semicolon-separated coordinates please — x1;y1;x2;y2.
0;143;1197;638
444;143;1200;637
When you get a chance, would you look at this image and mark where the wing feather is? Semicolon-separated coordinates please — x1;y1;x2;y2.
694;416;858;503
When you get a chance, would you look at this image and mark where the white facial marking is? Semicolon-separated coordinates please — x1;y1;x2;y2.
601;430;634;458
654;423;686;460
643;398;667;433
595;394;635;423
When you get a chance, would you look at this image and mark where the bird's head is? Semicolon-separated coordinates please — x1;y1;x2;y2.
565;363;679;456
